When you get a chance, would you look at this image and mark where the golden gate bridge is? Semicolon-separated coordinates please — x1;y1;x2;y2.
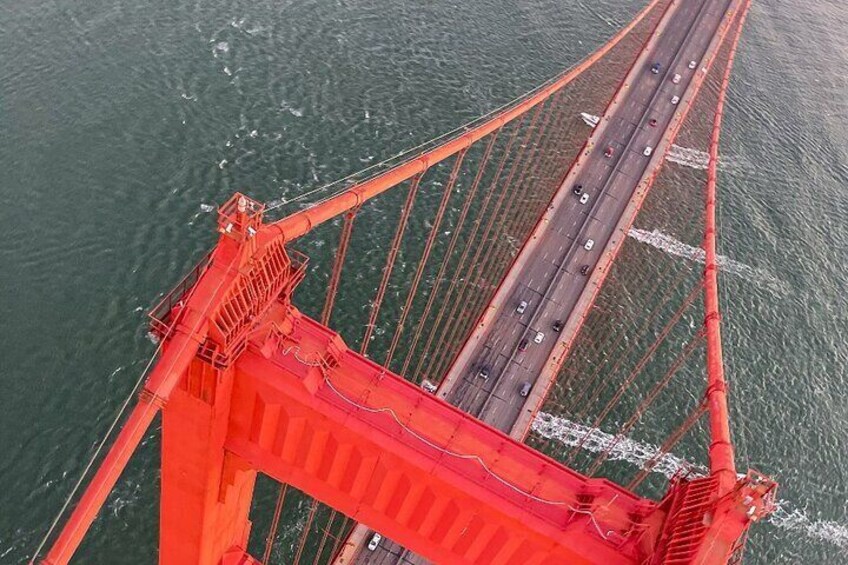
31;0;777;563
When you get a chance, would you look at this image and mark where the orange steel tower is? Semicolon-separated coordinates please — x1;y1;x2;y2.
41;193;774;565
33;0;776;562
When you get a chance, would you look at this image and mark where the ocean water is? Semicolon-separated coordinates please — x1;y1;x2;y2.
0;0;846;563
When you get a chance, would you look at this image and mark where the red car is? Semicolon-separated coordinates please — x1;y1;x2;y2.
649;118;658;127
518;338;529;352
604;146;614;158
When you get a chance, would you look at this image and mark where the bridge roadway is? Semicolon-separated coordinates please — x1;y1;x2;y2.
347;0;736;561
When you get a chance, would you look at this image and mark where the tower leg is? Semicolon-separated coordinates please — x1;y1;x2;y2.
160;359;257;565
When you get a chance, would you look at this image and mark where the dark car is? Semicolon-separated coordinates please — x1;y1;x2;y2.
477;366;490;380
649;118;658;127
552;320;564;333
580;264;591;276
651;62;661;74
518;338;529;352
519;382;532;397
572;184;583;195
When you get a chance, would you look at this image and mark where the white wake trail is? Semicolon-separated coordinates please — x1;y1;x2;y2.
627;228;789;296
531;412;704;478
531;412;848;551
666;144;710;170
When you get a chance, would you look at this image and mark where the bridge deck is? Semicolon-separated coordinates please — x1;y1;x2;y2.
346;0;743;561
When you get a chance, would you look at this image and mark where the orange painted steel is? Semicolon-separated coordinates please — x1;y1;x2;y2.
33;0;778;560
321;206;360;326
703;0;752;494
39;189;775;565
227;311;664;565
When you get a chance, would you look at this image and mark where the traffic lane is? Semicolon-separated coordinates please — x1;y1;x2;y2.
470;0;724;426
448;229;578;417
455;130;658;420
359;0;730;560
478;271;587;425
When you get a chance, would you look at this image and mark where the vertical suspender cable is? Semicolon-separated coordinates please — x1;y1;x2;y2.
586;332;705;476
262;483;289;565
410;118;525;381
328;517;351;563
565;282;703;464
385;149;468;367
419;114;533;379
627;400;707;490
360;173;424;355
436;98;563;380
311;507;337;565
322;206;361;326
560;265;699;420
399;132;499;378
425;103;546;380
292;500;319;565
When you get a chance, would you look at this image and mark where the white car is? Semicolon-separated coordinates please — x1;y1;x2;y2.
368;533;382;551
672;73;681;84
688;60;697;69
533;331;544;344
671;95;680;105
579;193;590;204
643;146;653;157
516;300;528;314
584;239;594;251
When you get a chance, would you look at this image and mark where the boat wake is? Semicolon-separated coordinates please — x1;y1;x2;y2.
531;412;848;551
627;228;789;296
531;411;704;478
666;144;710;170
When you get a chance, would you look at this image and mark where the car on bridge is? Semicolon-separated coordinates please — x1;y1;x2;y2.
649;118;658;127
671;95;680;105
644;146;653;156
572;184;583;195
651;62;661;74
688;60;698;69
580;264;591;276
672;73;681;84
477;366;490;380
516;300;528;314
519;382;532;397
518;338;529;352
552;320;564;332
584;239;595;251
580;193;590;204
368;533;382;551
533;331;545;344
604;146;614;158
